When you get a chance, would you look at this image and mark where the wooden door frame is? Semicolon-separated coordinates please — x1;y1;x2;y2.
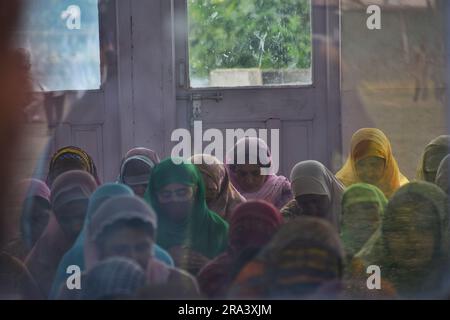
117;0;342;171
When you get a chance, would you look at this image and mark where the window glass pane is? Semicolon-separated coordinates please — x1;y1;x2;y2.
188;0;312;88
16;0;101;91
341;0;447;179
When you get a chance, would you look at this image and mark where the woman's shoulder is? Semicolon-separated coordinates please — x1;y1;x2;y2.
272;174;291;186
198;253;230;278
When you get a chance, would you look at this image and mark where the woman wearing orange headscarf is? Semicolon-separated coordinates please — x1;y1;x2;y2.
336;128;408;198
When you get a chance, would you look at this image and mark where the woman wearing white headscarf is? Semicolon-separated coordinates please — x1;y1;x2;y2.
281;160;345;230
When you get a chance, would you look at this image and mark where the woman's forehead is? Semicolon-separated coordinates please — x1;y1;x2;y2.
353;140;387;160
346;201;379;209
356;156;385;165
160;183;193;190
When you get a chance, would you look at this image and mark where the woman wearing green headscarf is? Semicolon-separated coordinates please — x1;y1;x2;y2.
340;184;397;299
340;183;387;259
144;158;229;275
355;181;450;299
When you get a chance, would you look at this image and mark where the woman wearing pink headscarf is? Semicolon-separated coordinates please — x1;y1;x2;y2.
25;170;97;296
227;137;292;209
197;200;283;298
2;179;51;260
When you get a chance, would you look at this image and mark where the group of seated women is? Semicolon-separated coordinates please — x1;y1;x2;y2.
1;128;450;299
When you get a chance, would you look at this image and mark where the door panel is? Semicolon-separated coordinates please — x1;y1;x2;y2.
47;0;341;182
282;120;313;177
48;0;121;182
174;0;340;176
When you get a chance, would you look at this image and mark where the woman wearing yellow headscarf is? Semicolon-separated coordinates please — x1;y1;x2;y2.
336;128;408;198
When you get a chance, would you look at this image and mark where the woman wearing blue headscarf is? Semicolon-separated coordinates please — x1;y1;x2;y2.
49;183;173;299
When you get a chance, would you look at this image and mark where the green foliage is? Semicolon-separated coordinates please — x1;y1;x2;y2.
188;0;311;78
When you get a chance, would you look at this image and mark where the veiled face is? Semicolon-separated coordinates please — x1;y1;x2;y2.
355;157;385;185
157;183;195;203
341;202;380;252
156;183;196;222
383;200;437;269
295;194;330;219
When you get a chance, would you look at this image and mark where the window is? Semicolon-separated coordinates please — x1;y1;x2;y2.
187;0;312;88
16;0;101;91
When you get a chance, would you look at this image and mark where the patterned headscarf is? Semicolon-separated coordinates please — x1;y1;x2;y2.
189;154;246;221
47;146;101;186
118;148;160;186
230;217;345;299
124;147;161;164
197;200;283;298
